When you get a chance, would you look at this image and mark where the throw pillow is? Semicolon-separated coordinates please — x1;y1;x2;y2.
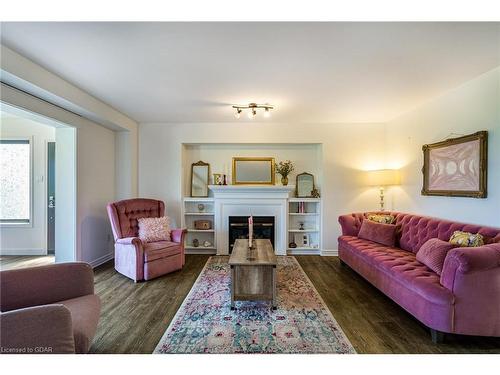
138;216;171;243
416;238;455;275
358;219;397;247
367;214;396;224
449;230;484;247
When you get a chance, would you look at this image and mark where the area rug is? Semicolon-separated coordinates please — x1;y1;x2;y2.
154;256;355;354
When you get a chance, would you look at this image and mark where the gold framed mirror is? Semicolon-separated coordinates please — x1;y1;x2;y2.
232;157;275;185
191;160;210;197
296;172;315;197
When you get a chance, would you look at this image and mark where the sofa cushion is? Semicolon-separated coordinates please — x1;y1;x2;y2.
60;294;101;354
143;241;181;262
339;236;453;305
449;230;484;247
367;214;395;224
358;219;397;247
416;238;455;275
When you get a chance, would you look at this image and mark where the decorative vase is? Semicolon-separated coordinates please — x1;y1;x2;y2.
281;176;289;186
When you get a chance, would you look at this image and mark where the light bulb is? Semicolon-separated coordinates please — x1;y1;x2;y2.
248;109;256;119
234;109;241;119
263;108;271;118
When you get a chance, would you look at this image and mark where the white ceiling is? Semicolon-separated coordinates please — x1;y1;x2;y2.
1;22;499;124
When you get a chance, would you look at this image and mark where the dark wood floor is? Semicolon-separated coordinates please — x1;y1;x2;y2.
2;255;499;353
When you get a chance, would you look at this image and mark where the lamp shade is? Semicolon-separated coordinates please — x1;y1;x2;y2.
366;169;400;186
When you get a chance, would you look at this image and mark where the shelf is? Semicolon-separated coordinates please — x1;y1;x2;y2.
289;213;319;216
288;198;321;203
187;229;215;232
185;212;214;215
183;197;214;202
185;246;216;250
288;247;319;251
288;229;319;233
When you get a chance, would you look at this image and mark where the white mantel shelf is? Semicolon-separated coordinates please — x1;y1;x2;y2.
208;185;295;193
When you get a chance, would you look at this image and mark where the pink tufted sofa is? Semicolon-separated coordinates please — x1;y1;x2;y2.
338;212;500;342
107;199;186;282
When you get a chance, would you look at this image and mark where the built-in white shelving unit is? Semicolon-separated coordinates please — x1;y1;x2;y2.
182;197;217;254
287;197;321;255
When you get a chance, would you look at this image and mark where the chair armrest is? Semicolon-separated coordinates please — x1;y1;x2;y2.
171;228;187;244
0;263;94;312
0;305;75;354
114;237;144;281
441;244;500;290
116;237;142;246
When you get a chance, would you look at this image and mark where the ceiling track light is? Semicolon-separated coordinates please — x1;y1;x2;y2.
232;103;274;119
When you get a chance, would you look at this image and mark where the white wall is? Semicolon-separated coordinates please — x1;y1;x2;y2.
77;121;116;266
139;122;386;251
0;117;55;254
385;67;500;227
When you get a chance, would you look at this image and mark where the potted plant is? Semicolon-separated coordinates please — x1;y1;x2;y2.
275;160;294;186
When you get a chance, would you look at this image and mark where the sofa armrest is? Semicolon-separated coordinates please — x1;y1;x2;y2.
0;305;75;354
440;243;500;336
0;263;94;312
441;244;500;289
338;213;365;236
171;228;187;244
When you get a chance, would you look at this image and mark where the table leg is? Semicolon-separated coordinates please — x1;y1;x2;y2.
272;265;277;310
230;265;235;310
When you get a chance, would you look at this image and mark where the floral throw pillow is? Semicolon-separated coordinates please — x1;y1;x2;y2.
449;230;484;247
367;214;395;225
138;216;171;243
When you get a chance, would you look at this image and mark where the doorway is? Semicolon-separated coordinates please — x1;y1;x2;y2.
0;103;76;264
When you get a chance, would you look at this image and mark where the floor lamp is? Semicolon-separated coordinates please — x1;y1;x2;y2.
366;169;400;211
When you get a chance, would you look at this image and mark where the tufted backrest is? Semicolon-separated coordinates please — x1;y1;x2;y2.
347;211;500;253
107;198;165;240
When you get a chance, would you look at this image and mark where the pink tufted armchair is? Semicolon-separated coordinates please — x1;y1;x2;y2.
107;199;186;282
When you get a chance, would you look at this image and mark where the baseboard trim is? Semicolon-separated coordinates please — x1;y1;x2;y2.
287;249;321;255
88;253;114;268
185;248;217;255
0;248;46;256
320;249;338;256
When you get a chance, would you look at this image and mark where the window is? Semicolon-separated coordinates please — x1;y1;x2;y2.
0;139;31;224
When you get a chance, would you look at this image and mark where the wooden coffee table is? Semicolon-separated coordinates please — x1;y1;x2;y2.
229;239;277;310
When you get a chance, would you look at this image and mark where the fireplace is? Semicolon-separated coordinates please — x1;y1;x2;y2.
228;216;275;253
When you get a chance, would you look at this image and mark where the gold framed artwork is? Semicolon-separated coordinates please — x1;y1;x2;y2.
232;157;275;185
422;131;487;198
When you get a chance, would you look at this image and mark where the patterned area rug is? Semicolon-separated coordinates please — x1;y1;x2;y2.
154;256;355;354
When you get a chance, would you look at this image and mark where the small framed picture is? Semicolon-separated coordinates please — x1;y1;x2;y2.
294;233;310;247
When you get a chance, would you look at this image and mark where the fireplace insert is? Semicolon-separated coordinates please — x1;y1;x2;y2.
228;216;275;253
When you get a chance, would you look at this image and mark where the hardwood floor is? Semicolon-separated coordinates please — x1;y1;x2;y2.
296;256;500;354
0;255;54;270
2;254;499;353
90;255;210;353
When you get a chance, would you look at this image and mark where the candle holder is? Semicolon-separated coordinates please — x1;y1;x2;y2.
246;239;256;260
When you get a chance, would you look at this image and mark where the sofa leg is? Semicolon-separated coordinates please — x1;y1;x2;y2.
430;329;444;344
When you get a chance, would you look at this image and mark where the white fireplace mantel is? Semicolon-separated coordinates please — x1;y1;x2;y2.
209;185;295;255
